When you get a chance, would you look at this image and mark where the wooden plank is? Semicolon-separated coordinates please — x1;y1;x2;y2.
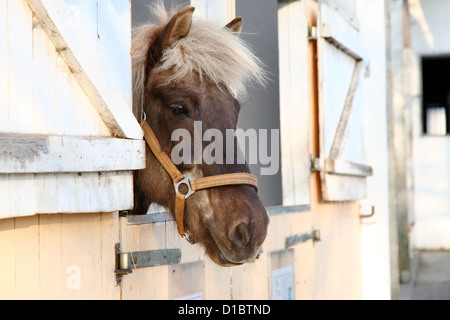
135;221;169;299
39;214;63;299
294;241;314;300
32;21;58;134
120;215;140;299
55;53;110;137
226;0;236;22
205;259;232;299
25;0;142;139
56;54;85;136
57;172;79;214
128;211;173;225
138;265;170;300
170;261;205;300
9;174;35;218
97;0;132;109
15;216;40;299
278;0;311;206
0;0;8;132
8;0;33;134
76;0;99;53
321;174;368;202
0;175;10;219
266;204;310;216
121;215;175;300
2;171;133;219
324;158;373;177
138;222;166;252
0;133;145;174
100;211;120;299
61;213;103;299
77;172;101;214
0;218;16;299
231;257;268;299
166;220;202;265
34;173;58;214
98;171;134;213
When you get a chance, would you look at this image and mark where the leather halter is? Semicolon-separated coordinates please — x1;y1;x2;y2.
141;121;259;238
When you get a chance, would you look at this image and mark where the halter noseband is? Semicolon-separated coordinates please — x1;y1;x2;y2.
141;120;259;238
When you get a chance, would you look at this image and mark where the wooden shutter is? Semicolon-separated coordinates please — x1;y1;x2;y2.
278;0;311;207
317;2;372;202
0;0;145;219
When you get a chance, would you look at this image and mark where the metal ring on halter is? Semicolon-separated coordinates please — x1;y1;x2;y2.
174;175;195;199
183;231;194;244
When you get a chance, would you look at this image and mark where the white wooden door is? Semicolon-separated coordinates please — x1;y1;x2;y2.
317;1;372;202
0;0;145;219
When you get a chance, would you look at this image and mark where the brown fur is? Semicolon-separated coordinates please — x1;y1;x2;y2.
131;4;269;266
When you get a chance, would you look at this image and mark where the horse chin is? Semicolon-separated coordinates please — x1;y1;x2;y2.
201;228;258;267
209;249;245;267
207;238;244;267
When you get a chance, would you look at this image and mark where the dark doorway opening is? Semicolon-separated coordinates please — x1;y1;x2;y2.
422;56;450;136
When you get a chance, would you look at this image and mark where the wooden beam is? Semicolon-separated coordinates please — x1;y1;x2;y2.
328;61;364;160
324;158;373;177
321;173;368;202
0;133;145;174
25;0;143;140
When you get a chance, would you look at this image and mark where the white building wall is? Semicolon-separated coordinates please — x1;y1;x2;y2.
409;0;450;249
356;0;392;300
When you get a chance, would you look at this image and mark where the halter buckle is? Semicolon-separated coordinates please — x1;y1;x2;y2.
174;175;195;199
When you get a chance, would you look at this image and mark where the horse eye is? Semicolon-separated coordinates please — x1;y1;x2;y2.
169;103;189;116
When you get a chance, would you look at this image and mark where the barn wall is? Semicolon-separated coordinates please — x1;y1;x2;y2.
408;0;450;249
356;0;392;300
0;0;138;299
0;0;367;300
306;1;362;299
0;212;120;299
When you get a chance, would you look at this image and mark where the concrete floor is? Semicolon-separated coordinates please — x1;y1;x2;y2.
400;251;450;300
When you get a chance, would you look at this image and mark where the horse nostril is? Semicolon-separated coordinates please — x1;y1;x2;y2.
230;222;250;248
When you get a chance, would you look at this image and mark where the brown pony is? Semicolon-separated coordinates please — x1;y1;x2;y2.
131;3;269;267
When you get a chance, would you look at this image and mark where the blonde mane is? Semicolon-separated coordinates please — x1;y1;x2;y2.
132;3;266;119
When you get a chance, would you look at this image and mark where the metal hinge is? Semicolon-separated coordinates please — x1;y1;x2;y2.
310;154;321;172
285;230;321;248
308;25;317;41
115;243;181;285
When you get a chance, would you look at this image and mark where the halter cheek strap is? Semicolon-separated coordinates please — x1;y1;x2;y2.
141;121;258;237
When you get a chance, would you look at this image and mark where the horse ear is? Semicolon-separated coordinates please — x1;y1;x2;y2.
161;7;195;50
225;17;243;36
